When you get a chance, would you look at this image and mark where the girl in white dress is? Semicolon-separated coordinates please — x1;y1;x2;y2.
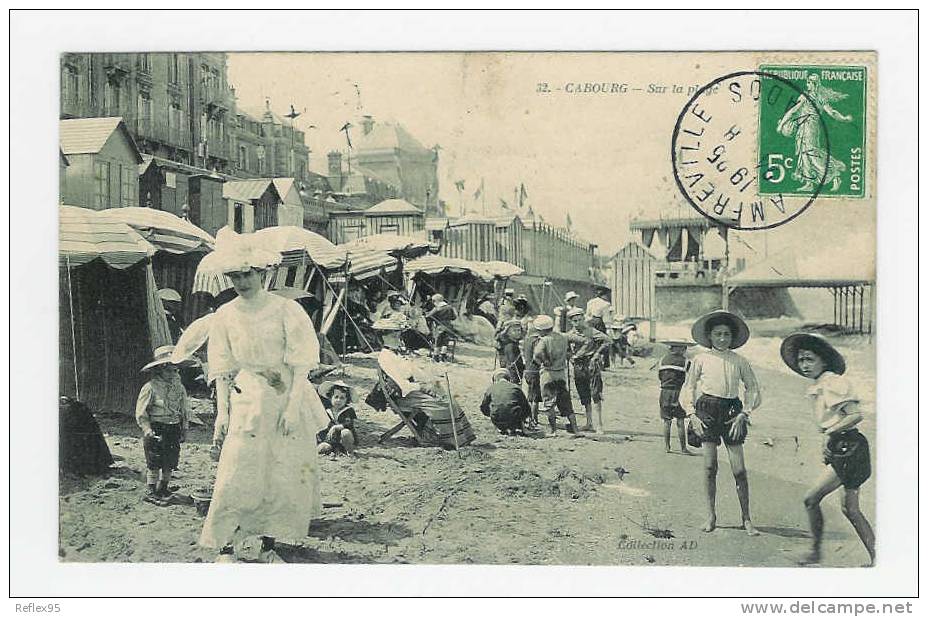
198;230;329;562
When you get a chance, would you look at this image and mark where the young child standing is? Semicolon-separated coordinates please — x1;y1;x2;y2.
566;308;611;432
496;319;526;384
658;340;696;454
532;315;580;436
135;345;189;504
780;333;874;566
688;311;762;535
316;380;359;456
521;321;544;428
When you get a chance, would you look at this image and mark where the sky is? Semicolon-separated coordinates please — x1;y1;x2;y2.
228;51;875;271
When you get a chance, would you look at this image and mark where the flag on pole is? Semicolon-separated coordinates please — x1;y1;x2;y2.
565;212;573;229
473;179;484;201
519;183;528;207
499;198;510;212
454;180;466;192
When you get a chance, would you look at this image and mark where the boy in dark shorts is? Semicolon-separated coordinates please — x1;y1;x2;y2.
135;345;189;505
521;320;543;427
566;308;611;432
780;333;875;566
688;311;762;535
658;340;695;454
496;319;526;383
532;315;579;436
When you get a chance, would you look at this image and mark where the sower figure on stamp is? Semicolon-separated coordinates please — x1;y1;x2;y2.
566;308;611;433
688;311;762;536
532;315;580;436
657;340;696;454
780;333;875;566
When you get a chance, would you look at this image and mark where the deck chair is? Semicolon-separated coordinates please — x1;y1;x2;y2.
376;372;440;446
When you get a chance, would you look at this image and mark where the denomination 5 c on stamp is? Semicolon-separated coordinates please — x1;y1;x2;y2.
758;65;868;199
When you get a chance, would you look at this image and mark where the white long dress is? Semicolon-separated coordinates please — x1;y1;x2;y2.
199;292;329;549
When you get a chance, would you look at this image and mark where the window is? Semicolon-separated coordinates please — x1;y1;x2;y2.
238;145;247;170
94;160;111;209
121;164;137;207
136;53;151;73
165;172;176;189
104;82;121;115
137;93;152;134
169;53;180;84
233;203;244;233
62;66;79;107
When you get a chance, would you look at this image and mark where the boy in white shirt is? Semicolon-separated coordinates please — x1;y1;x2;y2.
688;311;761;536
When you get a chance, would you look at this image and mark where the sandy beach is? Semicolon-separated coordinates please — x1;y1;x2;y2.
59;325;876;567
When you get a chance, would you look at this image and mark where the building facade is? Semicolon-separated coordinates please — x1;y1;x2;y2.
351;115;440;214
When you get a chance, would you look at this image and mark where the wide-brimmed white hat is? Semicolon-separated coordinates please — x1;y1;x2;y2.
318;380;357;403
780;332;846;376
660;339;697;348
566;307;584;319
565;291;579;302
691;310;750;349
142;345;178;372
210;227;281;275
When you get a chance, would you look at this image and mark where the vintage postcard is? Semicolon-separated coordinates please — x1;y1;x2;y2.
52;49;884;572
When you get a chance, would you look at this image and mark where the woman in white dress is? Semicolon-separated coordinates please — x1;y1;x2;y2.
198;230;329;562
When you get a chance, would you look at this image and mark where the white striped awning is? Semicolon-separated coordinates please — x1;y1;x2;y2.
329;248;399;283
60;205;155;269
96;207;214;255
253;226;347;270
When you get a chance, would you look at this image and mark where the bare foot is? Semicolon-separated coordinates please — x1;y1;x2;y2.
798;549;821;566
702;516;717;533
743;519;760;536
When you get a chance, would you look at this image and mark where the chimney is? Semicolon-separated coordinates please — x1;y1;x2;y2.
361;115;374;135
327;151;343;181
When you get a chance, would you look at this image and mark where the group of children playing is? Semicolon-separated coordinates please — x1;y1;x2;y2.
133;297;874;566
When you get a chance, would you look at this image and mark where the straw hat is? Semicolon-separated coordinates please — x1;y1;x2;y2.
565;291;579;302
780;332;846;376
318;380;356;403
210;227;281;275
157;288;182;303
533;315;555;331
660;339;697;348
691;310;750;349
504;288;515;296
566;307;584;319
431;293;445;303
142;345;178;372
387;291;408;304
502;319;524;331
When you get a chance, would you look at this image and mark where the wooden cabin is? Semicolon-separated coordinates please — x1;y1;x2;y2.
138;155;226;234
222;179;282;234
60;117;143;210
328;198;424;244
271;178;305;228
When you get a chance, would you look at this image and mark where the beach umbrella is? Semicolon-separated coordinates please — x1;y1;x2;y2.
97;207;214;254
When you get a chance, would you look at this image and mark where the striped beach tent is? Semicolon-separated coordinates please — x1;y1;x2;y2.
96;207;214;254
60;205;172;414
60;205;156;269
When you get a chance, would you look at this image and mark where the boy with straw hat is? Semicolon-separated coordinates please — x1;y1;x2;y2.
135;345;189;504
688;310;762;535
780;332;874;566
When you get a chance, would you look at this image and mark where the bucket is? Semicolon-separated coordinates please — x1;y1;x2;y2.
191;490;212;516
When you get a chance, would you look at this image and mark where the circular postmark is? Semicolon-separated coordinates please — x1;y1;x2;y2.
671;70;831;231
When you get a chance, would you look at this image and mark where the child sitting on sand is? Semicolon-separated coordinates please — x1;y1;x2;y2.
779;333;875;566
316;381;359;455
657;340;695;454
480;368;531;436
135;345;189;505
688;311;762;536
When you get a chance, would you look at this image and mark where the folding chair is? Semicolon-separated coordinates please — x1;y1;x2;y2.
376;372;440;446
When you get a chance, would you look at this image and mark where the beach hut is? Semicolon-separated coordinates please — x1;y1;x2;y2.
60;205;172;414
59;117;143;210
96;207;215;325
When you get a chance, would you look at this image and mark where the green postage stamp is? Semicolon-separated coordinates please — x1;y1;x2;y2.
758;64;868;198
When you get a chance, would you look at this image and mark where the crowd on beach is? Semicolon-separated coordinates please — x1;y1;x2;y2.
129;230;875;566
